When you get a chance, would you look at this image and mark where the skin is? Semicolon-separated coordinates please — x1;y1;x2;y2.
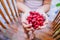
16;0;51;13
16;0;51;28
0;0;51;40
37;0;51;13
16;0;31;13
8;0;51;40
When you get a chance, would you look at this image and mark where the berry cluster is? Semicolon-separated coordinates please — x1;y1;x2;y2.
27;11;45;29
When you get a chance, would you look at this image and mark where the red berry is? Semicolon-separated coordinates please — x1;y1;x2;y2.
40;23;43;26
27;11;45;29
34;25;39;29
30;11;34;15
34;22;37;25
33;15;37;18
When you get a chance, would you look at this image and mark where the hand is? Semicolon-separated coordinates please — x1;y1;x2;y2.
5;23;28;40
36;9;48;29
21;11;32;31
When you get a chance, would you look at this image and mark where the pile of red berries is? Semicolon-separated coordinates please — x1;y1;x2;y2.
27;11;45;29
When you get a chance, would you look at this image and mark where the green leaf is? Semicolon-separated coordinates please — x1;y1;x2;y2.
56;3;60;7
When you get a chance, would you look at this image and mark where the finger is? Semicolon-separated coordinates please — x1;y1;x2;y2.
22;22;32;28
22;22;31;27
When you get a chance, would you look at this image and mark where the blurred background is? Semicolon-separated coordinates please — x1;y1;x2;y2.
0;0;60;40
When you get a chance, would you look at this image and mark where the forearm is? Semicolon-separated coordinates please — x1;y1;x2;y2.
37;0;51;13
37;4;50;13
16;2;30;13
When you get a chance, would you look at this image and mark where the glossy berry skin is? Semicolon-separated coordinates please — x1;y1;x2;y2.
27;11;45;29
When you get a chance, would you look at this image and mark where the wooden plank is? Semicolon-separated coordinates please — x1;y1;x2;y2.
0;21;7;29
12;0;19;17
6;0;17;22
53;21;60;31
53;16;60;28
0;9;9;24
1;0;13;22
55;35;60;40
53;11;60;23
51;11;60;29
53;25;60;36
53;28;60;38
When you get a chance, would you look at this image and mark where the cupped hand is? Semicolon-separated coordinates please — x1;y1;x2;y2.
21;11;33;31
36;9;48;29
